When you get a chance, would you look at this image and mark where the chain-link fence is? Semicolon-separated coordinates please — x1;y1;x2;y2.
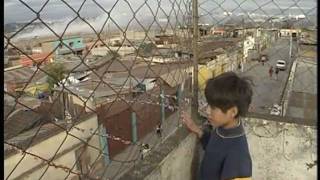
4;0;317;179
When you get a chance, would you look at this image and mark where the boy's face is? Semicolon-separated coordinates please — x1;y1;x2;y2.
206;105;236;127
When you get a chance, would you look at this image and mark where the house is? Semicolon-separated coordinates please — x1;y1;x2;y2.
140;48;192;63
197;39;242;89
279;29;301;38
243;36;255;61
31;47;43;54
198;24;211;37
53;61;192;110
19;53;53;67
90;45;135;57
210;27;225;37
85;38;137;56
154;34;175;45
39;36;86;56
50;61;191;159
96;71;190;158
121;30;156;41
5;47;21;67
96;93;167;158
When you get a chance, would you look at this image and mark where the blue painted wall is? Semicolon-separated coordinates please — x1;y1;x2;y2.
52;37;85;55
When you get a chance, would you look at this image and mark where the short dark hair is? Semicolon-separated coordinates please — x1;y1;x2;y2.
204;72;253;118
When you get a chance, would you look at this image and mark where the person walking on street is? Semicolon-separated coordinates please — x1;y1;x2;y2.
140;143;150;160
275;68;279;80
269;66;274;79
156;123;162;138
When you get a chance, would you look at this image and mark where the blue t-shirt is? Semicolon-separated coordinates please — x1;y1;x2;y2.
199;121;252;180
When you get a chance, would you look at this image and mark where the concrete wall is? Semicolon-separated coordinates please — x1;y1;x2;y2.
53;37;85;55
245;118;317;180
144;134;197;180
243;36;255;61
67;94;96;113
4;115;101;180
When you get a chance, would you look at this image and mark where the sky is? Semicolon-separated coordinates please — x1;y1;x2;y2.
5;0;317;23
4;0;317;39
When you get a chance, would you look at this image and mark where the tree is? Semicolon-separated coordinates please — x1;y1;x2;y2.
45;63;66;90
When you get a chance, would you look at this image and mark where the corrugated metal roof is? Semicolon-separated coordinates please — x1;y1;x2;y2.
4;109;44;140
160;70;189;88
4;66;46;83
112;62;192;79
4;113;95;159
57;55;113;72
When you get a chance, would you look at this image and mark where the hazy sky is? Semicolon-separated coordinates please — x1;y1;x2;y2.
4;0;181;24
5;0;316;39
5;0;317;24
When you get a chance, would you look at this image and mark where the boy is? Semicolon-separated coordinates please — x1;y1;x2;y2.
182;72;253;180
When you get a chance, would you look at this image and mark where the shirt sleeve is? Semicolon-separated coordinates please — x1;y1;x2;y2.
199;128;211;150
221;151;252;180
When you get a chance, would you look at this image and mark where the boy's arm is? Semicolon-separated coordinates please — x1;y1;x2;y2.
181;111;204;137
181;112;211;149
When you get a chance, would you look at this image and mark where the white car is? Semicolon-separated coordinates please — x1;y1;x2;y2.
276;60;286;70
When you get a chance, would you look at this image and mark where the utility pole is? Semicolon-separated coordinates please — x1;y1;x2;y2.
289;33;292;58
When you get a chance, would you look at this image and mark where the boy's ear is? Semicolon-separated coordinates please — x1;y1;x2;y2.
227;106;238;118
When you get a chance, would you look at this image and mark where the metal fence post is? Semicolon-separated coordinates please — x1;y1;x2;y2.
160;86;165;124
131;112;138;143
99;126;110;164
177;84;182;125
192;0;199;123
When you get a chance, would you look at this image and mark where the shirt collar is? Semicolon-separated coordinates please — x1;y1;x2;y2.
216;119;245;138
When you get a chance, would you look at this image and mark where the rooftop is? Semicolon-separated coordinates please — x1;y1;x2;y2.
42;36;82;43
4;112;94;159
55;55;113;72
112;62;192;79
4;66;46;83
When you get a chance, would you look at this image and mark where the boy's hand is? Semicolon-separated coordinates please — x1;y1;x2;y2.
181;111;203;138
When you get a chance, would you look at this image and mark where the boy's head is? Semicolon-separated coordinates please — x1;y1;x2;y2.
204;72;253;127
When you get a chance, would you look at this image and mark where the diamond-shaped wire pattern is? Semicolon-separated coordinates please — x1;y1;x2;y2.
4;0;317;179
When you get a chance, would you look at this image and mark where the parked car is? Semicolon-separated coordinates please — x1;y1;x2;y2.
260;54;268;62
276;60;286;70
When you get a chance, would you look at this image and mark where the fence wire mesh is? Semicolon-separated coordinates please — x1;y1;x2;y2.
4;0;317;179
